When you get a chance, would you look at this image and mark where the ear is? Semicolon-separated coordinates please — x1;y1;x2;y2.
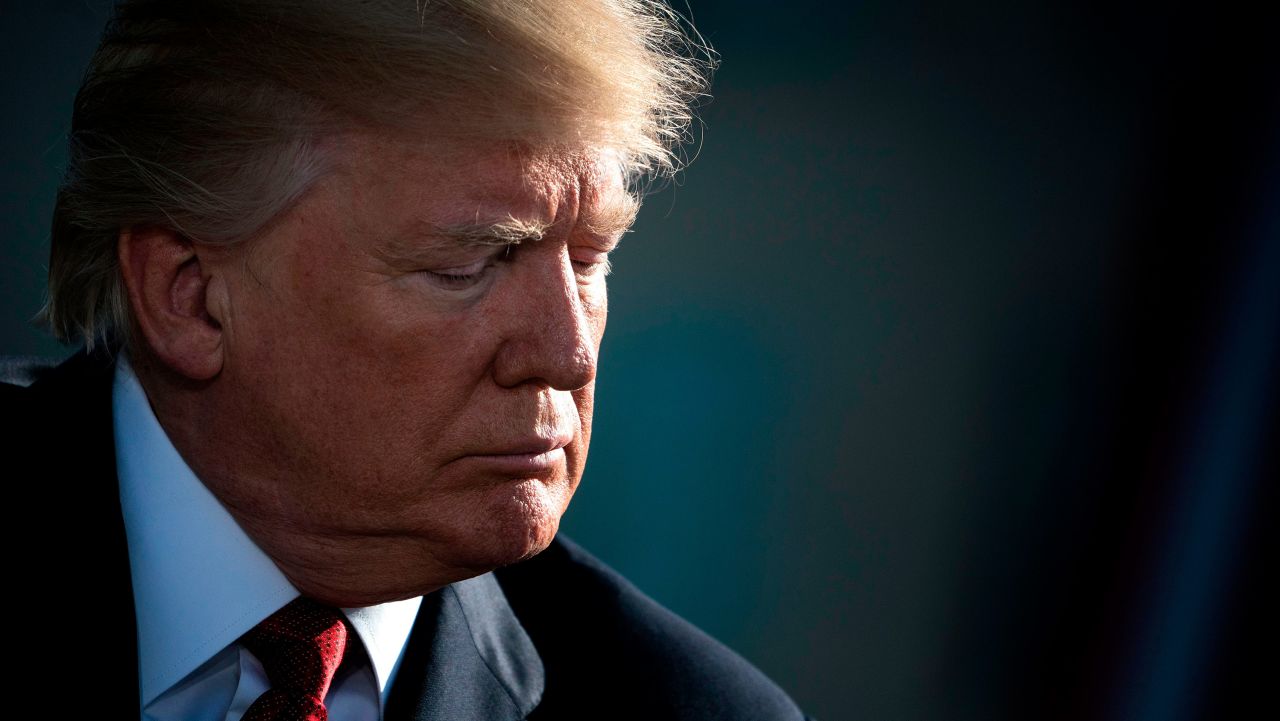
117;226;226;380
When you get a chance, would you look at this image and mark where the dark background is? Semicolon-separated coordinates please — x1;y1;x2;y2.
3;2;1276;720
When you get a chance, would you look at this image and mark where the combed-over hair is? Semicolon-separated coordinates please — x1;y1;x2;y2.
42;0;714;350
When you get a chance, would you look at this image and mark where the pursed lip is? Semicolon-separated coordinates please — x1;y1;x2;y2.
457;433;574;475
477;432;573;457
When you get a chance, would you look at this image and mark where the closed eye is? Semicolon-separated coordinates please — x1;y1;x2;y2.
422;257;492;289
572;248;613;278
572;258;611;277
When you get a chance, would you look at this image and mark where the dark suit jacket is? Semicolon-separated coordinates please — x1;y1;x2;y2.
2;349;810;720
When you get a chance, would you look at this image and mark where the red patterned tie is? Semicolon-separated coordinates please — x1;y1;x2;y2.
239;597;350;721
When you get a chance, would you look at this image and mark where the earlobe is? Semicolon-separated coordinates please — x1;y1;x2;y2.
117;227;225;380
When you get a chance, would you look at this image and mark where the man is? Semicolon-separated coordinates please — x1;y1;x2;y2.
4;1;810;719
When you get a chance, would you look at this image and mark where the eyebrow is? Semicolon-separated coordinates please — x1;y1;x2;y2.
375;194;640;265
374;215;548;266
433;215;552;247
582;192;641;240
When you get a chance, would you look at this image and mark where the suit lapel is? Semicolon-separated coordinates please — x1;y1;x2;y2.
386;572;545;721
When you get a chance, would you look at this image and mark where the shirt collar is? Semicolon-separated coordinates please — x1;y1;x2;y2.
112;353;421;707
343;599;423;708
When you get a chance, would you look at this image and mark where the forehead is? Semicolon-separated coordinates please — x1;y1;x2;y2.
333;129;629;230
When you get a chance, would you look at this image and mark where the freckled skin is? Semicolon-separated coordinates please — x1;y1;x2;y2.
140;131;629;606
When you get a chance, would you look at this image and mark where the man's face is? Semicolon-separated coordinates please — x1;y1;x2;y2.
197;130;635;601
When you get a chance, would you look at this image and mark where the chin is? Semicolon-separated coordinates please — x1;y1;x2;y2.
452;478;569;571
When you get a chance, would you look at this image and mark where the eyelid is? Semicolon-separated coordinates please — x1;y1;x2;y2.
571;249;613;277
572;245;610;262
432;257;489;276
416;254;498;291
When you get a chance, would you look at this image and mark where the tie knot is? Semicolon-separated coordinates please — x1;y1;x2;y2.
240;597;350;721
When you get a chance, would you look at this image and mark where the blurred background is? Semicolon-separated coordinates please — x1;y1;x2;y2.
3;2;1276;719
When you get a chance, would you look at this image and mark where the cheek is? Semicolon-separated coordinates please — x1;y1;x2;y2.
225;272;489;462
574;386;595;441
564;385;596;484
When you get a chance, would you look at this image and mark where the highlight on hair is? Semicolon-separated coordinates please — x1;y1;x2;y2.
42;0;716;350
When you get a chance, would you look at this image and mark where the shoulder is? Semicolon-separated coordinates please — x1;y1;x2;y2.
0;347;139;709
0;346;121;517
495;535;811;721
1;349;113;443
1;348;112;409
0;355;55;421
0;348;125;576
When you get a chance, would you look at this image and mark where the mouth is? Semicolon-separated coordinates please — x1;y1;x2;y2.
467;448;565;474
485;433;573;456
461;434;573;475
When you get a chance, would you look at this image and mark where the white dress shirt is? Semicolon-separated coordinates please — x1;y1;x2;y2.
112;354;423;721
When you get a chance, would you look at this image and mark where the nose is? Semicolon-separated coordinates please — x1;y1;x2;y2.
491;244;601;391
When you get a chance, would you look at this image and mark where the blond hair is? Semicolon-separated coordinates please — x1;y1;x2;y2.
42;0;714;350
